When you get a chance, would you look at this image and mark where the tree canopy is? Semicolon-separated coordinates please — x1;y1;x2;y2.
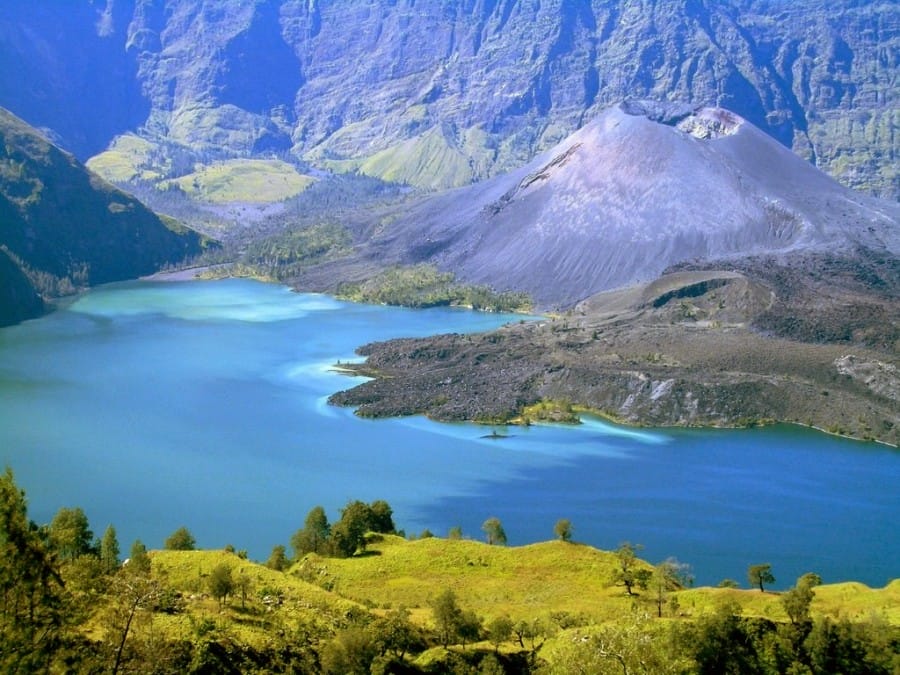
611;542;652;595
481;517;507;546
164;526;196;551
208;563;234;609
554;518;573;542
0;468;67;672
292;500;399;559
48;506;94;561
128;539;151;574
100;524;120;573
291;505;331;558
748;563;775;592
330;500;372;557
430;589;482;648
266;544;288;571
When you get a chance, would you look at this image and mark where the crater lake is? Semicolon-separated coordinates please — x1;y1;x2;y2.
0;278;897;587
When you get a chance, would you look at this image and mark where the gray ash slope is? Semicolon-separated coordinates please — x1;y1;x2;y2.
364;101;898;308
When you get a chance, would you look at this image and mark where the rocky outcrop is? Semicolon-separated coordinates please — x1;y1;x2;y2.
835;355;900;401
329;271;899;446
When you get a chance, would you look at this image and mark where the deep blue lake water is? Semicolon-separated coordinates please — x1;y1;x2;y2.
0;278;897;588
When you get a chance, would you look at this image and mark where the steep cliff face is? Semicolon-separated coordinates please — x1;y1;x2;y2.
0;0;147;158
0;107;206;326
128;0;302;154
0;0;895;198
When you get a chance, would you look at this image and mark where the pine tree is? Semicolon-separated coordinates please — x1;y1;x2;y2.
0;468;67;672
101;525;120;574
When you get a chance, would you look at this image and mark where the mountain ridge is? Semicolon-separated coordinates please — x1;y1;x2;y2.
0;0;896;198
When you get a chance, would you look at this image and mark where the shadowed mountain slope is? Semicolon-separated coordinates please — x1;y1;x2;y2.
360;101;898;308
0;108;207;326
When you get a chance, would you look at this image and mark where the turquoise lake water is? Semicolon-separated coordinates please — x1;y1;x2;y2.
0;278;897;587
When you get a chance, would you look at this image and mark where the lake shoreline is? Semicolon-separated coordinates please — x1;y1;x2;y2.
141;265;900;449
2;277;898;586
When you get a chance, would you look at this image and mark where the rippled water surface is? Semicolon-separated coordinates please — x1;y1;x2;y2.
1;279;896;587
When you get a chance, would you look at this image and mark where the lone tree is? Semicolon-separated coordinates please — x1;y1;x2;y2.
236;571;252;609
266;544;288;571
482;517;507;546
329;500;373;557
128;540;151;574
650;558;692;617
372;606;422;660
781;572;821;625
748;563;775;592
291;506;331;558
107;568;163;675
457;608;483;649
487;615;514;653
164;527;195;551
431;589;464;648
554;518;573;542
208;563;234;609
611;542;652;595
368;499;396;534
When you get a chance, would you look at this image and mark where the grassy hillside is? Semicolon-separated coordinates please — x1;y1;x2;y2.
2;458;896;675
141;537;900;637
294;537;627;622
116;537;899;673
85;133;170;183
289;536;900;626
164;159;316;203
89;536;897;668
142;549;365;648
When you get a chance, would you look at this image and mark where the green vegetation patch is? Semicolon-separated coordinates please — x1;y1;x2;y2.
199;222;352;282
358;126;475;190
295;536;631;623
86;133;165;183
309;120;500;191
337;264;532;312
165;159;315;203
148;549;363;645
516;399;581;425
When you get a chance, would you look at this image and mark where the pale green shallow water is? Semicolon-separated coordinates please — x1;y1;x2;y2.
0;278;897;587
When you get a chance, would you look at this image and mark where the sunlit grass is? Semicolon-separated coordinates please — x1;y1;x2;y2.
295;536;654;623
145;549;362;646
111;539;898;652
86;134;165;183
166;159;315;203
